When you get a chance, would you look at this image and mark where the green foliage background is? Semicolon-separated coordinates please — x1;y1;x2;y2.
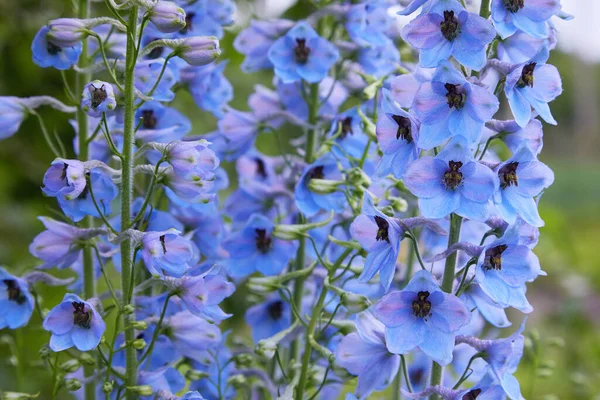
0;0;599;398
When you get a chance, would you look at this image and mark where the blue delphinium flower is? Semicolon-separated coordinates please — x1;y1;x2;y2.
222;214;298;277
42;159;87;199
31;26;82;70
493;145;554;227
177;0;236;39
413;61;499;150
58;170;118;222
497;30;551;64
294;155;346;217
403;136;498;221
43;293;106;352
148;1;186;33
474;223;544;312
346;2;393;47
487;118;544;155
138;367;186;399
462;283;511;328
0;268;34;329
217;109;260;160
357;39;401;78
184;62;233;117
141;229;197;278
245;294;292;343
81;80;117;117
504;57;562;127
350;196;402;291
402;8;495;70
135;59;178;101
268;21;340;83
234;19;294;73
491;0;561;39
336;312;400;398
164;311;222;362
374;270;471;365
0;97;28;139
376;89;420;179
328;107;370;160
170;273;235;322
135;101;191;143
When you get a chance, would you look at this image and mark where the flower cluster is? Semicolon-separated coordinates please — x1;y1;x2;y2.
0;0;570;398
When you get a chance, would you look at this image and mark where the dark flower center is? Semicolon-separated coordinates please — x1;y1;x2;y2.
141;110;157;129
148;46;164;59
255;229;272;253
181;12;195;34
307;165;325;181
77;184;90;200
4;279;26;305
391;115;413;142
443;160;464;189
412;291;432;319
267;300;284;320
498;161;519;189
374;215;390;243
255;158;268;179
503;0;524;13
445;83;467;109
517;62;536;88
483;244;508;270
72;301;92;329
159;235;167;253
339;116;354;139
440;10;460;41
89;84;108;109
47;41;62;55
294;38;311;64
60;163;69;182
462;389;482;400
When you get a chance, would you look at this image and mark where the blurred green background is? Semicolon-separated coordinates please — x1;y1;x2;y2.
1;0;599;398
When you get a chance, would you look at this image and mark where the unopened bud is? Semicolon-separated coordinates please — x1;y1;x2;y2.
547;337;565;348
148;1;186;33
130;339;147;350
227;374;247;388
340;292;371;314
79;352;96;365
123;304;135;314
380;205;395;218
130;320;148;330
307;178;341;194
233;353;253;368
102;381;114;394
47;18;88;47
389;196;408;212
346;167;371;188
65;378;82;391
176;36;221;66
60;359;81;373
126;385;154;396
38;346;51;360
186;370;210;381
0;392;40;399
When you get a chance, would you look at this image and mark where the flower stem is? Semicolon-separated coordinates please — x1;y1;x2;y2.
120;6;140;399
429;213;463;398
479;0;491;18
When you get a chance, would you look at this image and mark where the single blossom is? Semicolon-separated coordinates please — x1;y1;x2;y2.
176;36;221;66
493;145;554;227
222;213;298;277
346;2;393;47
31;26;82;70
184;61;233;117
0;268;35;329
81;80;117;117
328;107;371;160
169;273;235;322
43;293;106;352
336;312;400;398
135;59;178;101
164;311;222;362
413;61;499;150
0;97;28;139
268;21;340;83
58;169;118;222
376;88;420;179
141;229;197;278
47;18;88;47
504;56;562;127
403;136;498;221
149;1;187;33
402;9;495;70
294;155;346;217
245;294;292;343
135;101;192;143
491;0;561;39
374;270;471;365
42;159;86;199
350;195;402;291
234;19;294;72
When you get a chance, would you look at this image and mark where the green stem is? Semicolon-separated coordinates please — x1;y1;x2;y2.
479;0;491;18
429;213;462;398
139;292;173;366
392;367;402;400
120;7;139;399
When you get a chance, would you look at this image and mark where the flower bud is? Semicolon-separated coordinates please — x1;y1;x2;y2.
78;352;96;365
64;378;82;392
186;370;210;381
130;320;148;330
307;178;342;194
123;304;135;314
176;36;221;66
47;18;88;47
340;292;371;314
130;338;147;350
227;374;247;389
126;386;154;396
380;205;395;218
233;353;253;368
38;346;51;360
60;359;81;373
389;196;408;212
346;167;371;188
102;381;113;394
149;1;186;33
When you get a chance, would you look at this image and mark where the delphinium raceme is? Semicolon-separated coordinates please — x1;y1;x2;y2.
0;0;571;399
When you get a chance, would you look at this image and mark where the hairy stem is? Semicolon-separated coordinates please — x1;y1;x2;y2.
120;6;139;399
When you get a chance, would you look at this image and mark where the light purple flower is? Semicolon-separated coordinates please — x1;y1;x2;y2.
141;229;197;278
